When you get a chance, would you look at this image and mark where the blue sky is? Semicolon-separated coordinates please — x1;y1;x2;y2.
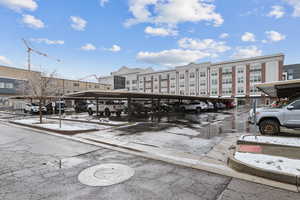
0;0;299;80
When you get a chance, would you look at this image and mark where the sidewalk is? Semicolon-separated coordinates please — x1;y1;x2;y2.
228;135;300;188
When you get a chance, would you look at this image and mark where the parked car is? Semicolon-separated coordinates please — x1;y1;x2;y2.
215;102;226;109
24;103;47;114
253;98;300;135
74;100;89;113
180;101;208;113
206;101;215;110
124;102;151;116
46;101;65;114
87;100;124;117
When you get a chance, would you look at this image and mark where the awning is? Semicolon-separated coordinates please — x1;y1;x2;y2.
256;79;300;98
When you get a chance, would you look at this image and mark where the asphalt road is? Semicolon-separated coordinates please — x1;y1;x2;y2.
0;122;299;200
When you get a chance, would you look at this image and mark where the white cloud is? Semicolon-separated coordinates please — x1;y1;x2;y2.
265;31;286;42
144;26;177;36
241;32;256;42
30;38;64;45
22;14;44;29
267;5;285;19
178;37;231;56
219;33;229;39
108;45;121;52
81;43;96;51
100;0;109;7
70;16;87;31
284;0;300;17
125;0;223;27
0;0;37;12
232;46;262;59
137;49;211;66
0;55;12;65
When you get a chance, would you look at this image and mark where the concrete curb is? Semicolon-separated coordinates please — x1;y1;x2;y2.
47;117;130;127
4;121;300;193
238;135;300;149
228;151;300;188
9;121;98;135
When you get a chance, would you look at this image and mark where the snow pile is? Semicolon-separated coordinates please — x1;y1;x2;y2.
13;118;108;131
235;152;300;175
240;135;300;147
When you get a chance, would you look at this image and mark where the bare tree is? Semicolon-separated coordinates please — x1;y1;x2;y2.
21;70;62;123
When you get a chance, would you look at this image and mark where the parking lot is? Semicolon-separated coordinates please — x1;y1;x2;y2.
1;109;300;200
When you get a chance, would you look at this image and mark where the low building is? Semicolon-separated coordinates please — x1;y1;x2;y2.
283;64;300;80
0;65;111;107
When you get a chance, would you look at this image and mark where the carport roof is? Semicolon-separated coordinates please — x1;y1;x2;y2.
65;90;233;101
256;79;300;98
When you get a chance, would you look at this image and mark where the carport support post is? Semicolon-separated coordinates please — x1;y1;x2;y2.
128;98;132;121
253;99;258;138
39;97;42;124
59;97;62;129
96;98;99;117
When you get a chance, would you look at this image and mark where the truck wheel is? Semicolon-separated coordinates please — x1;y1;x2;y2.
88;109;94;116
259;119;280;135
105;109;111;117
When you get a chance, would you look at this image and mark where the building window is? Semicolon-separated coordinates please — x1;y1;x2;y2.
238;87;244;94
126;80;130;85
0;82;4;88
180;74;185;79
238;77;244;83
200;72;206;77
190;72;195;78
132;80;137;84
73;83;79;87
170;76;176;80
238;68;244;74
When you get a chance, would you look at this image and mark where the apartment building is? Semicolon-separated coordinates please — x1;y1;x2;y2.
99;66;154;90
283;64;300;80
104;54;284;104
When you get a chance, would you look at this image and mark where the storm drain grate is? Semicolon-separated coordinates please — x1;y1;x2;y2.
78;163;135;186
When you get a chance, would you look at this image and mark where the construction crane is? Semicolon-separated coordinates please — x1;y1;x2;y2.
22;38;61;71
78;74;100;82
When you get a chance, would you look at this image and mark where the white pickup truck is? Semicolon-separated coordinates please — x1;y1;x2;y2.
250;98;300;135
180;101;208;113
87;100;124;117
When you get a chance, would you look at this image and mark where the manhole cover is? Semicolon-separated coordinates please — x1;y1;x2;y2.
78;163;135;186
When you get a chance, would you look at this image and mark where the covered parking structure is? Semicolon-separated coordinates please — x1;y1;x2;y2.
256;79;300;99
65;90;234;118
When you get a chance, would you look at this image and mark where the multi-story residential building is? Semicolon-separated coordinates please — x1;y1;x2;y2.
283;64;300;80
99;66;154;90
103;53;284;105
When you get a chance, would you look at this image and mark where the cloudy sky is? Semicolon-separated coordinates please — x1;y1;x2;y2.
0;0;299;80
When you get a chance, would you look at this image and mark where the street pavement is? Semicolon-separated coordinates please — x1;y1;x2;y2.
1;122;300;200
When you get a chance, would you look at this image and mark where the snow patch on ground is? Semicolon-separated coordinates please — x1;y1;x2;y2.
13;118;109;131
240;135;300;147
52;115;127;125
235;152;300;175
